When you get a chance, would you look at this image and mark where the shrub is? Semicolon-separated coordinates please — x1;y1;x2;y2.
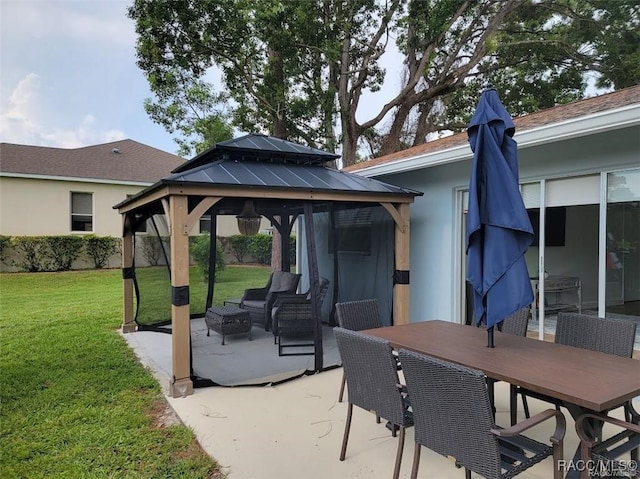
12;236;50;272
248;234;272;265
44;236;84;271
289;234;296;262
190;234;225;281
228;234;252;263
85;235;119;268
140;235;167;266
0;235;11;264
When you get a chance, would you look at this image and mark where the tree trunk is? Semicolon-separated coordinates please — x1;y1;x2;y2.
270;218;282;272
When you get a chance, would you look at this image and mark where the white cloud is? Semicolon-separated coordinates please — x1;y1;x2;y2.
0;74;126;148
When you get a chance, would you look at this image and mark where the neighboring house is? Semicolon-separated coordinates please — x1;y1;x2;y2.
0;139;271;240
0;140;184;237
345;85;640;336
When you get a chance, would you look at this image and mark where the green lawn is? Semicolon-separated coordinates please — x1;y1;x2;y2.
0;265;271;478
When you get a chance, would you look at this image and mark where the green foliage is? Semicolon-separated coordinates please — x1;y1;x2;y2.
228;234;253;263
0;235;11;264
0;269;220;477
43;236;84;271
140;235;168;266
85;235;120;268
289;234;297;262
189;234;225;281
248;234;273;265
129;0;639;164
11;237;50;272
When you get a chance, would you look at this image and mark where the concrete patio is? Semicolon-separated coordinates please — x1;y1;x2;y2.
125;325;638;479
164;367;637;479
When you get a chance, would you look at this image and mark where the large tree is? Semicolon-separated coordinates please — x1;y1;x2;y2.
128;0;639;165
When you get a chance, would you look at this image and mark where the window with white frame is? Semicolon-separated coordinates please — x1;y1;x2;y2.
71;192;93;232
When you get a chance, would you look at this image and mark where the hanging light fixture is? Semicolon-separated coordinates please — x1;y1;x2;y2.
236;200;261;236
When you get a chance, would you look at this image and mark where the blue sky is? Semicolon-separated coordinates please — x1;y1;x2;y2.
0;1;408;158
1;0;179;155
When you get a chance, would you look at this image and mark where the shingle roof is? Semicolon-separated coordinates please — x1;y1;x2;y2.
345;84;640;172
0;139;185;183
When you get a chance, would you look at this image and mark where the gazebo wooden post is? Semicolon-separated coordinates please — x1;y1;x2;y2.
168;195;193;397
393;203;411;325
121;214;136;333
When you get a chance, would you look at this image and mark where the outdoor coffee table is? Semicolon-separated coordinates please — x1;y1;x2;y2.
205;306;252;345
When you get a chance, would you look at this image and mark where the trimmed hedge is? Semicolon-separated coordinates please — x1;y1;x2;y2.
244;234;297;265
85;235;120;269
3;235;121;272
1;233;296;271
189;234;225;280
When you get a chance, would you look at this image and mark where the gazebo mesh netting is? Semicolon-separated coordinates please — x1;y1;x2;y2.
131;213;213;330
129;205;395;331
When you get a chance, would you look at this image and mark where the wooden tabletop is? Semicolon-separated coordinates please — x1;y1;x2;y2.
362;320;640;412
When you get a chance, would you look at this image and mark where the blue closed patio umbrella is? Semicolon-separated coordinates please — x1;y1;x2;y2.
466;88;534;347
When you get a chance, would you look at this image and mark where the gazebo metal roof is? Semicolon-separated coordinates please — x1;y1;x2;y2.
172;133;341;173
116;134;420;213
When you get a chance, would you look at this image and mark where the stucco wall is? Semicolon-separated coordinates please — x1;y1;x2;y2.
0;176;271;237
0;177;141;236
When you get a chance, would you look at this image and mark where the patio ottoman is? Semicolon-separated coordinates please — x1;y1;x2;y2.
205;306;253;345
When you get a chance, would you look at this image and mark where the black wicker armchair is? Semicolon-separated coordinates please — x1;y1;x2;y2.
398;349;566;479
240;271;301;331
334;328;412;479
271;277;330;356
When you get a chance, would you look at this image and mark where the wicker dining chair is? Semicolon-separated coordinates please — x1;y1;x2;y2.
515;312;637;423
335;299;385;402
334;327;412;479
489;308;531;416
398;349;566;479
497;307;530;337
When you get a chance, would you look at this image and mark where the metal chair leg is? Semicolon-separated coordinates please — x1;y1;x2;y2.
340;402;353;461
338;371;346;402
392;426;405;479
522;391;531;418
410;442;421;479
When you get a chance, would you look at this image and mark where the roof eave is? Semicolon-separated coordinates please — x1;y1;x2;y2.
1;172;152;187
353;103;640;178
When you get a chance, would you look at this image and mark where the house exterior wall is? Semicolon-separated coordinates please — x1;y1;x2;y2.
375;124;640;324
0;176;141;236
0;176;272;237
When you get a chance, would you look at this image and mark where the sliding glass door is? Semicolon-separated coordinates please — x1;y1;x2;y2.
459;168;640;338
605;169;640;320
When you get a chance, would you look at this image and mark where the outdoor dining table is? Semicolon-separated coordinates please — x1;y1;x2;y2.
361;319;640;479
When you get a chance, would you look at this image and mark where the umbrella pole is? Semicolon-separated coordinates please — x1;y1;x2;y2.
487;327;495;348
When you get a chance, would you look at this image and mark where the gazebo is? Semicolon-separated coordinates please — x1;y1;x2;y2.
115;134;422;397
